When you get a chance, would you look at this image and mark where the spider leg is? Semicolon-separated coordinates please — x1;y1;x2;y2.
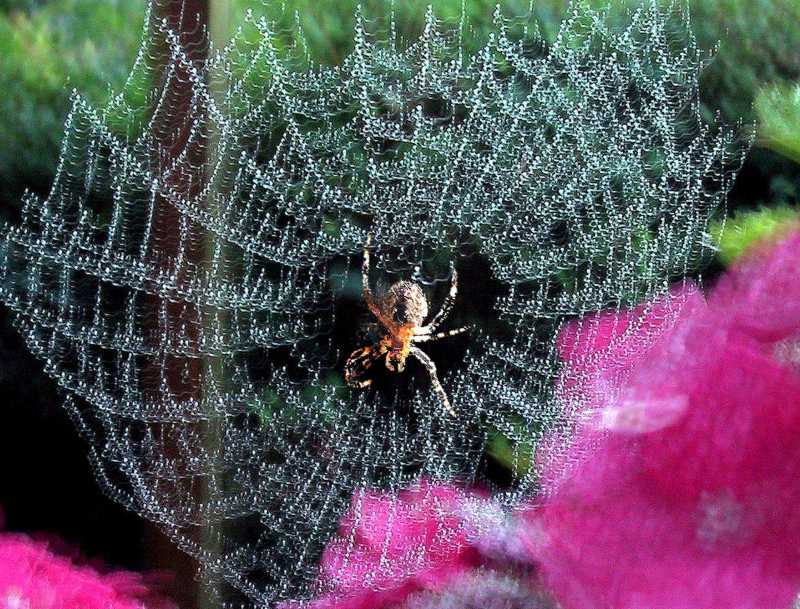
362;234;395;330
415;266;458;335
410;346;456;417
412;325;470;343
345;344;385;388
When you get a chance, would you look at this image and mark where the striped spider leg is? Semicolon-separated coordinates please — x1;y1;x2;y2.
408;346;457;417
414;264;459;337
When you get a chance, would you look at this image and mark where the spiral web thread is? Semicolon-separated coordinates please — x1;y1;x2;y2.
0;1;745;605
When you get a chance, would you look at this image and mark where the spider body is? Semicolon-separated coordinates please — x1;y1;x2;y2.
344;236;468;416
384;281;429;326
382;281;426;373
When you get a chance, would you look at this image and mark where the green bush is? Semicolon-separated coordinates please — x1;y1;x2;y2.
757;82;800;165
544;0;800;125
223;0;542;62
259;0;800;125
5;0;800;209
684;0;800;124
711;205;800;265
0;0;144;202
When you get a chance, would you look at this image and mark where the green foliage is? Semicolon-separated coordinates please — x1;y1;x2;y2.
220;0;541;63
0;0;43;11
5;0;799;203
711;205;800;266
688;0;800;125
550;0;800;125
238;0;800;126
222;0;800;212
756;82;800;165
0;0;145;201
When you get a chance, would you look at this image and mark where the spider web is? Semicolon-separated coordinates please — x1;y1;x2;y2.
0;1;746;606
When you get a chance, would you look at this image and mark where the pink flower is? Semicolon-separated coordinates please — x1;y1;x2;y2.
0;513;176;609
529;231;800;609
282;480;486;609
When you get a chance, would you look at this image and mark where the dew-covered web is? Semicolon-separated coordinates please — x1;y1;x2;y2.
0;1;745;606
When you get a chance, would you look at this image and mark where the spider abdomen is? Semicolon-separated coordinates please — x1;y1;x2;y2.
383;281;428;326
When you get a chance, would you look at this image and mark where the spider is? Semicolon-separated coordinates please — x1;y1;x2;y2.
344;235;469;416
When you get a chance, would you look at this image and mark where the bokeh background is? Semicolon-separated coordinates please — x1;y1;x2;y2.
1;1;799;606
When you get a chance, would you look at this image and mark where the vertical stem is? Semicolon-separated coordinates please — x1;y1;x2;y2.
199;1;230;607
142;2;209;608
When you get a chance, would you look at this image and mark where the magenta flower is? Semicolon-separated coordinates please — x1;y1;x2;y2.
281;478;561;609
0;530;176;609
281;480;489;609
528;231;800;609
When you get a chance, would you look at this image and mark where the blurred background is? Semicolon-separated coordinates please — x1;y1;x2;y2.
0;0;798;607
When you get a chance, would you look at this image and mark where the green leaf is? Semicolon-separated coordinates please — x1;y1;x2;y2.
711;205;800;266
756;82;800;165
